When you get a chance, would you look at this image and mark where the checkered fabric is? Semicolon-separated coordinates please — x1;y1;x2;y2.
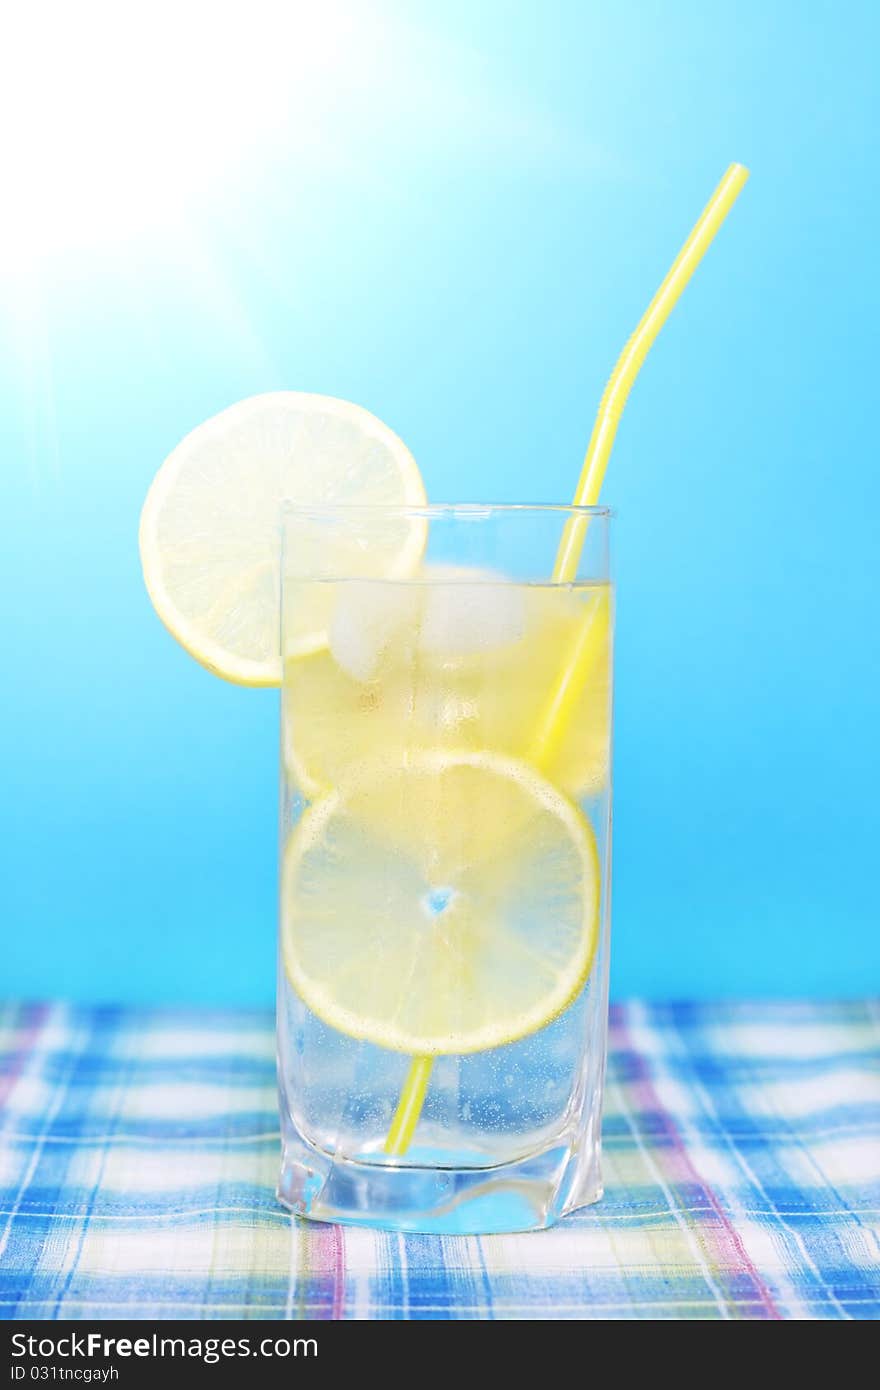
0;1000;877;1319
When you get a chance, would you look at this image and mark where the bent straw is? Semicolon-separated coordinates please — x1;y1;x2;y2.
532;162;751;766
384;162;750;1158
554;162;750;576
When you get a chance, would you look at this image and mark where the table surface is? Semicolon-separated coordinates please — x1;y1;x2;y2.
0;999;878;1320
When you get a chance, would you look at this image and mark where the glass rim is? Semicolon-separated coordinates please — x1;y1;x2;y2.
281;501;614;519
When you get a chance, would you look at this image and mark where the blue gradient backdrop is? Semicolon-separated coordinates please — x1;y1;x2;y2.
2;1;878;1004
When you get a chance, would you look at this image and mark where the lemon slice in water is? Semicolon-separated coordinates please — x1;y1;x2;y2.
281;751;600;1055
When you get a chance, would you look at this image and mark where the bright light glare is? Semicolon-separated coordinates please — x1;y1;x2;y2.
0;0;360;261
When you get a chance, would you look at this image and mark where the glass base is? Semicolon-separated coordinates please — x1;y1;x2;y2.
277;1128;603;1234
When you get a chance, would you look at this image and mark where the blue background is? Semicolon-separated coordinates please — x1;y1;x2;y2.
2;0;878;1005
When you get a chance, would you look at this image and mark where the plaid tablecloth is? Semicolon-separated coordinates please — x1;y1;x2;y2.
0;1000;877;1320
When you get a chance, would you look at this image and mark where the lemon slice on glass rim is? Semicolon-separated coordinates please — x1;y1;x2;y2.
139;392;427;685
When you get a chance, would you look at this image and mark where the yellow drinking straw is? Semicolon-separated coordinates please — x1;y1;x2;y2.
384;162;750;1158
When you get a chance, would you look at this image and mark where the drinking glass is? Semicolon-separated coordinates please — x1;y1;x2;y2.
277;504;613;1233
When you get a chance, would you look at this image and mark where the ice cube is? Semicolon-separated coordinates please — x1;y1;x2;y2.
419;566;526;656
329;580;419;682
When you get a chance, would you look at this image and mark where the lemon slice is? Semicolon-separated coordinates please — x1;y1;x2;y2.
139;392;426;686
281;751;600;1055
